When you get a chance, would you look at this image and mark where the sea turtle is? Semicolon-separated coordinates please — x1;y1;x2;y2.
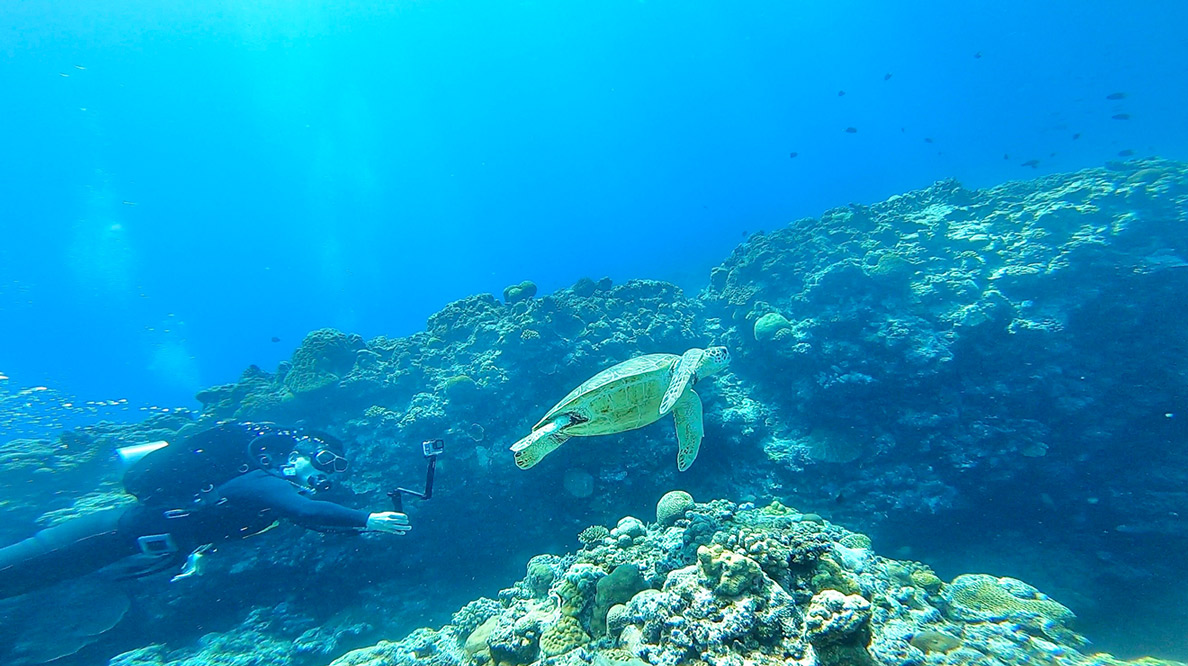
510;347;731;472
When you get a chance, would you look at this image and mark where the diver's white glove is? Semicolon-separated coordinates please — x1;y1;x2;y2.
171;544;212;583
367;512;411;534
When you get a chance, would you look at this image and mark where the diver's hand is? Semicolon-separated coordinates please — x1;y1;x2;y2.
367;512;411;535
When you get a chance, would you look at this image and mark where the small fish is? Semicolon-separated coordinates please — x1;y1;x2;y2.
74;65;86;70
789;152;798;158
1112;113;1130;120
1117;149;1135;157
838;90;846;96
1049;152;1056;157
271;336;281;343
923;137;933;144
0;374;8;381
1106;92;1126;100
884;73;893;81
58;72;69;77
974;51;983;59
1003;154;1010;160
121;201;137;206
1021;159;1040;168
1072;133;1081;140
844;127;858;133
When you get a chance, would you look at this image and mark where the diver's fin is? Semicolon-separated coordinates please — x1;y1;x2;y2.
106;553;180;581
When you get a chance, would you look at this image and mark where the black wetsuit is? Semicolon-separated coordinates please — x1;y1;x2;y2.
0;424;368;600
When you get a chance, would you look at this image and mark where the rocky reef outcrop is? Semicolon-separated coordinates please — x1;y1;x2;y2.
702;160;1187;525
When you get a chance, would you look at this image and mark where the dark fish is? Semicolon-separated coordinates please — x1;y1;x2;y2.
1118;149;1135;157
1112;113;1130;120
924;137;933;144
1072;133;1081;140
1049;152;1056;157
1106;92;1127;100
884;73;893;81
789;152;798;158
1021;159;1040;168
974;51;982;59
271;336;281;343
844;127;858;133
838;90;846;96
1003;154;1010;160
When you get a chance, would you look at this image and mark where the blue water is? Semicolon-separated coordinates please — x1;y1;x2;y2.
1;0;1185;423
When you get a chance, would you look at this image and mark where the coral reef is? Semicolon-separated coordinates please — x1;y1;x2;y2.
326;498;1180;666
284;329;367;399
1;160;1186;664
503;281;539;304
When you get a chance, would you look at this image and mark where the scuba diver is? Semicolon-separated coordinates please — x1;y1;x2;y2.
0;421;410;600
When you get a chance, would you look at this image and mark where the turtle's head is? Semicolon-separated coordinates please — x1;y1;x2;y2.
695;346;731;379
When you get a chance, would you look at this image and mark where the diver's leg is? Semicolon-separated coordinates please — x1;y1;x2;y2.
0;508;140;600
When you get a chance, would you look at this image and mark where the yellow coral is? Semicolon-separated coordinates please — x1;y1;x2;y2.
539;615;589;657
811;556;862;596
697;545;764;596
910;570;943;593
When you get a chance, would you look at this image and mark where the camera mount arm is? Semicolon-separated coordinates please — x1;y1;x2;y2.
387;440;442;513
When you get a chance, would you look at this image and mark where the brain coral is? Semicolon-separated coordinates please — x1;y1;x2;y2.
656;490;694;526
943;574;1074;627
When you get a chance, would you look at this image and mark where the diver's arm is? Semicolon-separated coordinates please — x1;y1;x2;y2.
221;472;369;528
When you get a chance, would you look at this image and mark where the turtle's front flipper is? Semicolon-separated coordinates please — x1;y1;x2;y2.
510;420;571;469
671;389;704;471
660;348;704;416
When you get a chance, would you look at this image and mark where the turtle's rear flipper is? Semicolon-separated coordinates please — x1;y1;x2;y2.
672;389;704;472
660;349;704;416
510;421;571;469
